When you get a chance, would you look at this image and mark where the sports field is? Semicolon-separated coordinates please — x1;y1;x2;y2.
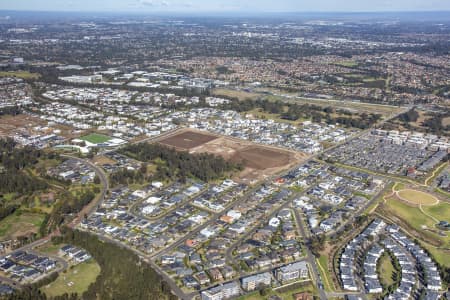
80;133;112;144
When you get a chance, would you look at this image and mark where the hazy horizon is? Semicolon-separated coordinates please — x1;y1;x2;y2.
1;0;450;13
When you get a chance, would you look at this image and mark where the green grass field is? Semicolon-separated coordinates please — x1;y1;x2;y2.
397;189;438;205
80;133;112;144
385;198;450;267
423;202;450;223
335;61;359;68
317;255;334;292
0;212;45;240
378;254;395;287
1;193;17;201
37;243;66;256
386;199;436;231
0;71;40;79
42;261;100;297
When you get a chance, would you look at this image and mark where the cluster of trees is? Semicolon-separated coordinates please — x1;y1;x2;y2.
109;167;145;186
398;108;419;123
387;108;449;136
121;143;242;183
0;138;48;194
41;190;96;235
0;106;21;116
0;203;19;222
422;112;449;135
308;234;326;257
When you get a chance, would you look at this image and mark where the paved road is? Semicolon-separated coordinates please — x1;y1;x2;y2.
61;154;110;225
293;205;328;300
224;189;303;265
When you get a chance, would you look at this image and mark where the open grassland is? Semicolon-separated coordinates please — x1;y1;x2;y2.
42;261;100;297
0;71;40;79
423;202;450;223
212;87;402;118
386;199;438;233
382;197;450;267
213;88;260;100
396;189;439;205
37;242;66;256
0;212;45;240
334;60;359;68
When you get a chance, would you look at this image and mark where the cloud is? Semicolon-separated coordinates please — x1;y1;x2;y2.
139;0;170;7
140;0;155;6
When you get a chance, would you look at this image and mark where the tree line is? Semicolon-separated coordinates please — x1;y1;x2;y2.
120;143;242;183
0;138;49;195
40;190;96;236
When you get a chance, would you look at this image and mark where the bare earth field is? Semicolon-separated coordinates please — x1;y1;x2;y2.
158;128;308;183
0;115;46;137
158;130;218;149
0;114;76;139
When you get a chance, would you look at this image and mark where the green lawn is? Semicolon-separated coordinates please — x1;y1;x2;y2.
0;212;45;240
335;61;359;68
385;198;450;267
42;261;100;297
37;242;66;256
397;189;438;205
80;133;112;144
386;198;435;229
378;254;395;287
423;202;450;223
0;71;40;79
317;255;334;292
393;182;404;192
426;246;450;268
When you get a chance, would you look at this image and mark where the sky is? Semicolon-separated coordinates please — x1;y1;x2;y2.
0;0;449;13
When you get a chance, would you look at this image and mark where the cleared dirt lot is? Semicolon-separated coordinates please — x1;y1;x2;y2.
158;130;218;150
0;114;75;139
159;128;308;183
0;115;46;137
